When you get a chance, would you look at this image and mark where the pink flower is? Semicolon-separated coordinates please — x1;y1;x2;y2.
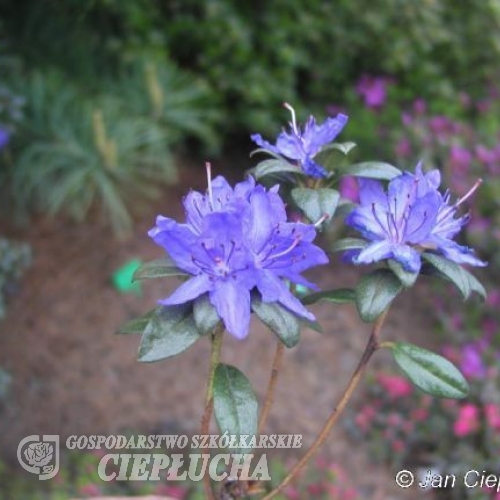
284;486;301;500
339;176;359;202
411;408;429;422
78;483;102;497
486;289;500;308
413;98;427;115
392;439;405;453
485;404;500;431
475;144;497;166
429;116;451;135
377;373;413;398
449;145;473;174
395;137;412;158
453;403;480;437
356;75;392;109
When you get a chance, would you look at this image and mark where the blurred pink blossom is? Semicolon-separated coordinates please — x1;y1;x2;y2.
485;404;500;431
395;137;412;158
377;373;412;398
356;75;392;109
413;98;427;115
449;145;473;174
78;483;102;497
453;403;480;437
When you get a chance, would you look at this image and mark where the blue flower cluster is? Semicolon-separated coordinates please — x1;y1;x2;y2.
345;163;486;273
149;168;328;339
251;103;348;178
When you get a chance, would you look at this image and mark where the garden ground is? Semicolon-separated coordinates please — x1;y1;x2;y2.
0;156;438;499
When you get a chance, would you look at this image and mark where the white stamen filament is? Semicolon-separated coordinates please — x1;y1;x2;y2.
266;236;301;261
314;214;329;227
205;161;214;208
455;178;482;207
283;102;298;134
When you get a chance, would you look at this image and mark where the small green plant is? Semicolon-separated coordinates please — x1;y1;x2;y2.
8;70;176;236
114;59;222;153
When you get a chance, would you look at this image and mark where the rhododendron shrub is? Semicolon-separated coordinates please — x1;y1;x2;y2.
119;103;486;500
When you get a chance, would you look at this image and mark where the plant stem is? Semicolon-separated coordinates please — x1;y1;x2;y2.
260;309;389;500
258;341;285;433
201;326;224;500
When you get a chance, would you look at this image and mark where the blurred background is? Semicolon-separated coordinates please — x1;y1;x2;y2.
0;1;499;499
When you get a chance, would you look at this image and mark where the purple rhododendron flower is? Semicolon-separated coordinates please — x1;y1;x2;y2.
460;343;486;379
356;75;391;109
0;127;10;149
251;103;348;178
345;163;486;273
149;166;328;339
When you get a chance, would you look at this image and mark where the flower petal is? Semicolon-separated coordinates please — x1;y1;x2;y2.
391;245;422;273
354;240;393;265
307;113;348;153
210;281;251;339
250;133;280;155
278;287;315;321
160;274;212;305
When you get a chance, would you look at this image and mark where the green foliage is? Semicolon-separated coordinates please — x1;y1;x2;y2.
3;59;220;236
291;187;340;224
4;0;500;135
137;304;202;362
390;342;469;399
355;269;403;322
251;296;301;348
213;363;259;450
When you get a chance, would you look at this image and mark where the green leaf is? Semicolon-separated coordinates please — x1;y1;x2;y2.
340;161;401;180
330;237;368;253
422;253;486;299
251;297;301;348
213;364;258;450
291;187;340;223
391;342;469;399
301;288;356;305
251;158;302;179
388;259;419;288
138;304;201;362
117;308;157;335
193;294;221;335
133;258;188;281
300;317;323;333
355;269;403;322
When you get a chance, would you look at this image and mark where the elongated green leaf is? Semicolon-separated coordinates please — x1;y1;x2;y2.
355;269;403;322
330;237;368;253
213;364;258;450
133;258;188;281
193;294;221;335
251;159;302;179
301;288;356;305
388;259;419;288
138;304;201;362
422;253;486;299
251;298;301;348
291;187;340;223
117;308;157;334
340;162;401;180
391;342;469;399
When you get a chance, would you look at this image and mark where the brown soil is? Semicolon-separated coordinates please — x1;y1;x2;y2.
0;157;439;498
